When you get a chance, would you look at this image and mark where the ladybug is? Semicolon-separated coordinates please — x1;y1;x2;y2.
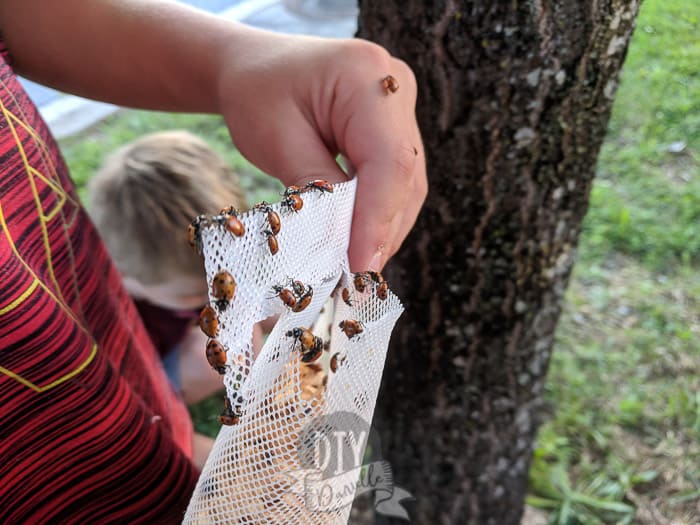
365;270;388;300
219;396;241;426
254;202;281;236
199;305;219;338
264;230;279;255
226;215;245;237
272;284;297;308
353;272;372;293
206;339;227;374
303;179;334;194
367;271;384;284
292;286;313;313
381;75;399;94
267;211;281;236
330;352;346;373
376;280;389;300
291;280;306;297
286;327;323;355
187;214;208;254
211;270;236;310
301;346;323;363
283;185;303;197
341;288;353;307
286;327;315;351
224;212;246;237
217;206;246;237
282;193;303;213
339;319;364;339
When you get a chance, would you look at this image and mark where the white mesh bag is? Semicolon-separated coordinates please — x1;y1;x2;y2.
183;178;404;524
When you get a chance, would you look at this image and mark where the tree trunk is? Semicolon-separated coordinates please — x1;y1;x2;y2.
356;1;640;523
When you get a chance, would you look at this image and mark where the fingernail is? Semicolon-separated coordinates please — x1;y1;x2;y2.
367;250;384;272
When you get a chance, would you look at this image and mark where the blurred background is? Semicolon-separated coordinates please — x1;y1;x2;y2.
42;0;698;523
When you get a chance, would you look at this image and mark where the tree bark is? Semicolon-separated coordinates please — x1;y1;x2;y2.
356;1;641;523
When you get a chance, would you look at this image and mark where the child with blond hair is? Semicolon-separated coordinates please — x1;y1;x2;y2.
88;129;256;467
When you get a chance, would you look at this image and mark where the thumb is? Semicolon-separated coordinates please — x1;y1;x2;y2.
347;139;417;272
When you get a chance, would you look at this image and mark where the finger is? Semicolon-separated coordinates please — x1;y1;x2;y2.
382;148;425;262
353;135;425;271
340;69;423;270
388;135;427;258
230;105;348;187
347;138;418;271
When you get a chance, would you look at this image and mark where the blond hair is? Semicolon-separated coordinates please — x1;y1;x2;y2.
88;130;247;284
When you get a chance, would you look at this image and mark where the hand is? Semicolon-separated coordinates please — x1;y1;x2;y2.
216;30;427;272
0;0;426;272
0;0;421;480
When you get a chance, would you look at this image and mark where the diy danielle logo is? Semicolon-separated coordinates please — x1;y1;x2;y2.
287;411;413;520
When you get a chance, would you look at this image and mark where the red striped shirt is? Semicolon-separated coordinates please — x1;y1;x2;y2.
0;41;199;523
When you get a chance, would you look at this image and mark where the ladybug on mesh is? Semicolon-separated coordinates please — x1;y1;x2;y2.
271;279;314;312
217;206;246;237
283;185;303;197
367;271;384;284
341;287;353;307
303;179;334;194
199;305;219;338
286;327;318;352
271;280;312;312
211;270;236;310
301;345;323;363
353;271;390;300
267;211;281;236
219;395;241;426
381;75;399;95
353;272;373;293
187;214;208;254
271;284;297;308
291;280;307;296
368;271;389;300
376;280;389;300
253;202;281;236
206;339;227;374
282;192;303;213
292;285;313;313
339;319;364;339
330;352;346;373
263;230;279;255
286;327;323;363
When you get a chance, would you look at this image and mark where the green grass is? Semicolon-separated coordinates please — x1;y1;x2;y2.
187;394;225;438
55;0;699;522
529;262;700;523
528;0;700;522
582;0;700;269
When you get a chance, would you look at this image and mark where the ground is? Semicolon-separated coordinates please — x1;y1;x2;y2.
57;0;698;522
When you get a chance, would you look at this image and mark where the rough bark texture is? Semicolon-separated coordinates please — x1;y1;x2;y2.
356;1;640;523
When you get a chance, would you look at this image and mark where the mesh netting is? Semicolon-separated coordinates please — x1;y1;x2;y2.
183;178;403;524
